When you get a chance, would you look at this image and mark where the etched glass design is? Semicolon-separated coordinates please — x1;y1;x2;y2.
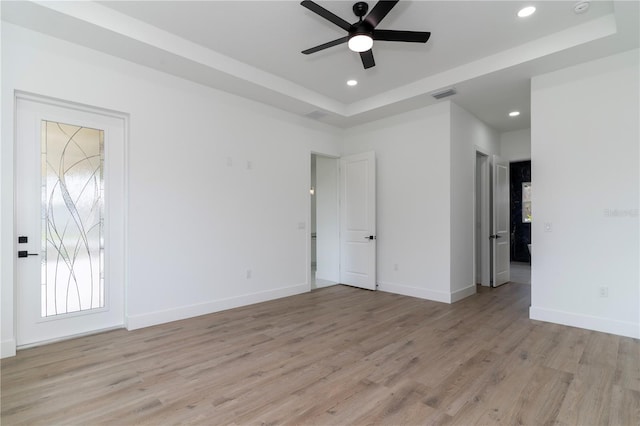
41;121;104;317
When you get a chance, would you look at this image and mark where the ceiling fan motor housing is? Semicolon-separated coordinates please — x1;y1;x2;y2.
353;2;369;18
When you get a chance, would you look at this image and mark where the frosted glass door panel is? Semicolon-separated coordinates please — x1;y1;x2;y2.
41;121;104;317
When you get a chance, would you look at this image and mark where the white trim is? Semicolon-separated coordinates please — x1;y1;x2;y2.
16;326;123;350
530;306;640;339
314;278;337;289
15;91;127;121
474;149;491;287
378;281;451;304
1;339;17;358
450;284;477;303
127;283;309;330
13;92;128;346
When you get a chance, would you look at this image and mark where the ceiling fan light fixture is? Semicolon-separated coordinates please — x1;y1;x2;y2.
300;1;431;69
348;34;373;52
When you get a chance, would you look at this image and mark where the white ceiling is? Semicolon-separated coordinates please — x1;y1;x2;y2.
2;1;639;132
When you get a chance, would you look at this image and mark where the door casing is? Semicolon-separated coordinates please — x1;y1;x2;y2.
14;92;128;348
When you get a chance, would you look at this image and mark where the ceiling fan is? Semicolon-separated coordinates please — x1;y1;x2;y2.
300;0;431;69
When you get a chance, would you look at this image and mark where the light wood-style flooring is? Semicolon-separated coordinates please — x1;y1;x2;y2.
2;283;639;425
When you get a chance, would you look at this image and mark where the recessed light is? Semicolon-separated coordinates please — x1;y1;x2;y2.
509;111;521;117
574;1;590;14
517;6;536;18
347;79;358;86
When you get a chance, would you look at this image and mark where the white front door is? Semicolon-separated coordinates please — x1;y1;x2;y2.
492;155;510;287
16;95;126;347
339;152;376;290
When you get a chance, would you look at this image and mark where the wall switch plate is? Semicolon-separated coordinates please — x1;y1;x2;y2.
598;286;608;298
544;222;552;232
246;269;252;279
298;222;306;230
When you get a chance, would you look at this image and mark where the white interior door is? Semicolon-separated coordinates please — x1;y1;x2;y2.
339;152;376;290
491;155;510;287
16;95;126;347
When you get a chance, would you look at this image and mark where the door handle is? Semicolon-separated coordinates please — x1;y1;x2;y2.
489;235;502;239
18;251;39;258
363;236;376;240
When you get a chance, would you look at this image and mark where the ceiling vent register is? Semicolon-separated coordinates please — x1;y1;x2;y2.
431;87;457;100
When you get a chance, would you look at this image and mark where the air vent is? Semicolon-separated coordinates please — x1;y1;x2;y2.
431;87;457;100
304;110;328;120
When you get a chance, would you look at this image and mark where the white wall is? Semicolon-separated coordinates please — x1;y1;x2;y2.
315;155;339;285
500;129;531;162
1;23;341;356
340;101;499;303
530;49;639;338
342;103;453;302
450;103;500;299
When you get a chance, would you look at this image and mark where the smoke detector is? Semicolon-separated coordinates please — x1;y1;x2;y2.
574;1;590;14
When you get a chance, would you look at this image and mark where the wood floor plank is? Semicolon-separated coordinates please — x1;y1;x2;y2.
542;325;589;374
422;349;500;417
2;283;638;425
609;385;640;426
555;363;616;425
615;336;640;392
508;365;573;425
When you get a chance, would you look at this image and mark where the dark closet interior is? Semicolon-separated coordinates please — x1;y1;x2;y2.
510;160;531;263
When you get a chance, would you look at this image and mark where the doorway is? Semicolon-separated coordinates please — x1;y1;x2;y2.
475;152;511;287
310;154;339;289
509;160;532;285
474;151;490;286
15;94;127;347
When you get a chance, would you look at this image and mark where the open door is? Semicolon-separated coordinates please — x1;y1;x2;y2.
491;155;510;287
340;152;376;290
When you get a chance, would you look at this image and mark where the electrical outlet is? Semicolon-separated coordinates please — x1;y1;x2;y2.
598;286;608;298
544;222;552;232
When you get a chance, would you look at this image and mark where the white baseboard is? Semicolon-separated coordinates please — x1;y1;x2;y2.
314;278;337;289
530;306;640;339
127;283;309;330
1;339;17;359
316;272;338;284
450;284;477;303
378;281;451;303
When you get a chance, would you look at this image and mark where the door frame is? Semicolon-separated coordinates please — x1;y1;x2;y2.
13;91;129;349
474;148;491;287
491;154;511;287
309;153;340;289
307;151;377;291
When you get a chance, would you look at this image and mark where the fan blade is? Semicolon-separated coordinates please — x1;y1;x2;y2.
301;0;351;31
373;29;431;43
302;36;349;54
360;49;375;69
364;0;399;28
